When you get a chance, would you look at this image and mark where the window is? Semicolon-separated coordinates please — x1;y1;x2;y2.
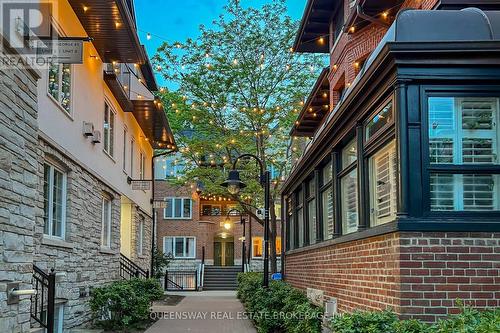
48;64;72;113
163;236;195;258
296;188;304;247
43;163;67;238
101;196;112;247
369;141;398;225
252;237;263;258
306;178;316;244
42;304;64;333
286;197;294;250
164;197;192;219
130;138;135;177
428;97;500;211
340;139;358;234
139;151;145;180
138;217;144;255
320;161;334;240
202;204;221;216
252;237;282;258
366;102;394;140
122;128;127;172
103;103;115;157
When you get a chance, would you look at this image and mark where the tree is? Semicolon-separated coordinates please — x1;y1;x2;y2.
153;0;324;272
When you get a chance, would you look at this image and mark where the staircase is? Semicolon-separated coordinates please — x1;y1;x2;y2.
203;266;241;290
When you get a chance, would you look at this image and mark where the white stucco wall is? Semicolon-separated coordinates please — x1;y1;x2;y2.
37;0;153;213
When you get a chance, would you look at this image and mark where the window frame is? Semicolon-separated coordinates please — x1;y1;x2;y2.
163;197;193;219
103;101;116;158
139;150;146;180
338;138;359;235
422;89;500;217
130;137;135;177
319;159;334;241
47;63;73;115
252;236;282;259
43;162;67;240
101;195;112;248
163;236;196;259
122;127;128;173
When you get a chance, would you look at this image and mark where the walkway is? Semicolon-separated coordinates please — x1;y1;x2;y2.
146;291;256;333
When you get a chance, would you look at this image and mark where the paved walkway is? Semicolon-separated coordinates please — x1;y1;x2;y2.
146;291;256;333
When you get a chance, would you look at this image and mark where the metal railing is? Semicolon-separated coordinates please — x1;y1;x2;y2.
120;254;149;280
165;270;198;291
31;265;56;333
104;63;132;98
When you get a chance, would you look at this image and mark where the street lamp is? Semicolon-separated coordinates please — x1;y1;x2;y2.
221;154;270;288
225;209;247;272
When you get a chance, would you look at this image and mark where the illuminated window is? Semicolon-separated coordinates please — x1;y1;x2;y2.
252;237;282;258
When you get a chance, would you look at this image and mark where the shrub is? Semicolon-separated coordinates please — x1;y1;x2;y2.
330;302;500;333
89;278;163;330
237;272;323;333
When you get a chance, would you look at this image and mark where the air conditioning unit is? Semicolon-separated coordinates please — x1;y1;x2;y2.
91;130;101;144
83;122;94;137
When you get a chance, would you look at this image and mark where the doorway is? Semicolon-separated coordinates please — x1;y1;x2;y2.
214;236;234;266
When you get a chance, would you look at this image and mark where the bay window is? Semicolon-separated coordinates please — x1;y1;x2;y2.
340;140;358;234
164;197;192;219
428;97;500;211
163;236;195;258
320;161;334;240
43;163;67;238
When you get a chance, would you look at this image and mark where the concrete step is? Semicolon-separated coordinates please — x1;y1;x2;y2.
202;266;239;290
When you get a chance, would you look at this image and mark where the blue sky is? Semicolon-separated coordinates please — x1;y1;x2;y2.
134;0;306;85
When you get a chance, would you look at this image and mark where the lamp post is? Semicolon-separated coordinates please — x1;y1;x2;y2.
221;154;270;288
225;209;246;272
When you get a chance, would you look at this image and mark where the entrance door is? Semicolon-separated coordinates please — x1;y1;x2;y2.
225;242;234;266
213;236;234;266
214;242;222;266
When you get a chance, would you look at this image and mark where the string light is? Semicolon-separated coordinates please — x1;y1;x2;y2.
147;33;151;40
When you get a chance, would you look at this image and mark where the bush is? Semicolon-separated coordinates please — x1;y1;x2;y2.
330;302;500;333
89;278;163;330
237;272;323;333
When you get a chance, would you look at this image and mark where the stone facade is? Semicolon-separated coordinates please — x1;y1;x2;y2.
34;139;122;329
129;208;153;272
0;52;39;332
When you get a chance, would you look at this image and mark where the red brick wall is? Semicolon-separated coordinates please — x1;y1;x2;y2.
154;181;280;263
285;231;500;322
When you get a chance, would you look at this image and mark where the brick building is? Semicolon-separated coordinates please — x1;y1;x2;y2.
154;156;281;289
282;0;500;322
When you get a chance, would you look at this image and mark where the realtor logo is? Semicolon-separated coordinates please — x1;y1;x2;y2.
1;1;52;53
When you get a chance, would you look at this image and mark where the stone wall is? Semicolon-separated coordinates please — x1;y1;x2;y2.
34;139;121;329
0;54;39;332
129;208;153;273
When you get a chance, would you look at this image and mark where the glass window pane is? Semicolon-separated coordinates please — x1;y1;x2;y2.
174;198;182;218
52;169;64;237
276;237;282;256
297;189;303;205
186;237;195;257
430;174;500;211
342;139;357;169
61;64;71;113
253;237;262;257
165;198;173;218
366;102;393;140
307;178;315;198
429;97;499;165
288;213;294;250
341;169;358;234
183;199;191;218
164;237;173;255
109;110;114;157
175;238;184;257
321;162;332;185
370;142;398;226
321;187;334;240
297;208;304;247
48;64;60;101
104;104;110;153
308;199;316;244
102;198;111;247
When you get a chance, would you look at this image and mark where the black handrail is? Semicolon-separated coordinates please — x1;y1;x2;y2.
165;270;197;291
120;254;149;279
31;265;56;333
